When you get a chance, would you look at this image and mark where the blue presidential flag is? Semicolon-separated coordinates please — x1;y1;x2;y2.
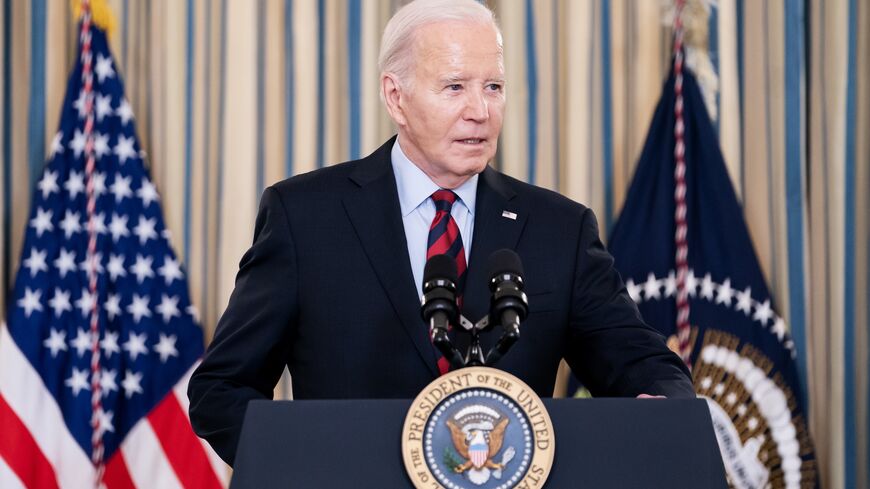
0;6;226;488
607;66;818;488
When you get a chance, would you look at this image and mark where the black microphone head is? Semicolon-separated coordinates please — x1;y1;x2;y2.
487;249;524;279
423;254;458;289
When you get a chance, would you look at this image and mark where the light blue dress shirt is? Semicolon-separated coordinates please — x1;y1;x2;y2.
390;138;477;299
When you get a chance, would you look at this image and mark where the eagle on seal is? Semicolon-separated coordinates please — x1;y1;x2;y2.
446;417;509;473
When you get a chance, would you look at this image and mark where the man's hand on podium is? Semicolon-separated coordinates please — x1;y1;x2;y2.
636;394;667;399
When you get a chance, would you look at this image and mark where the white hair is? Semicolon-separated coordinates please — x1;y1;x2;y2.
378;0;502;89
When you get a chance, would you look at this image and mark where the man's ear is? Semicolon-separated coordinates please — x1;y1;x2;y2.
381;73;407;126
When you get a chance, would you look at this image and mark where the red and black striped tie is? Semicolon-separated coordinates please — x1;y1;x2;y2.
427;190;467;375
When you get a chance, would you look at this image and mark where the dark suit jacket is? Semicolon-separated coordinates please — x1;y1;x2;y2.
188;137;694;466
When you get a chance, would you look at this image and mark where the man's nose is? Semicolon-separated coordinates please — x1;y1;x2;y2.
462;90;489;122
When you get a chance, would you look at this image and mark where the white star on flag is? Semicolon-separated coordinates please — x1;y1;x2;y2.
133;216;158;245
92;171;108;196
685;270;699;297
65;170;86;199
82;212;108;235
110;173;133;203
113;135;137;163
122;371;144;398
65;367;90;396
772;317;787;341
137;178;160;207
60;210;83;239
106;254;127;280
154;333;179;363
123;332;149;360
109;213;130;242
100;331;121;359
94;132;111;160
75;289;97;317
69;129;87;157
753;299;774;326
30;208;54;237
642;273;662;300
17;287;43;317
99;369;119;397
158;256;184;285
79;252;105;276
127;294;152;323
95;53;115;82
48;288;73;317
43;328;68;357
70;328;93;357
700;273;715;300
38;169;60;198
130;254;155;283
116;98;134;125
95;408;115;436
715;278;734;305
156;294;181;323
105;293;123;320
73;90;88;119
53;248;78;278
23;248;49;277
95;93;113;121
735;287;753;315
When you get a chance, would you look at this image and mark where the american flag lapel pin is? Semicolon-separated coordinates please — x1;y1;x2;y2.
502;210;517;220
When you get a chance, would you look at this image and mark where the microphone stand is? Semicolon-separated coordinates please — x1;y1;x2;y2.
451;314;515;369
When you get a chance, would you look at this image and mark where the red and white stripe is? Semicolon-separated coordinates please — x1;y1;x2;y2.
470;448;487;469
672;0;692;366
0;324;229;488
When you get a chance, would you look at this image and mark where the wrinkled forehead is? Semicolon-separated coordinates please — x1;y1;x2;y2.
414;20;502;54
411;21;504;78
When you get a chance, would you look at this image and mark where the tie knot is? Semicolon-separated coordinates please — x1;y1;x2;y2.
431;189;458;212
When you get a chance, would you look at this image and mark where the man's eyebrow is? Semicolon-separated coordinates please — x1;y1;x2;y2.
437;75;506;84
439;75;468;84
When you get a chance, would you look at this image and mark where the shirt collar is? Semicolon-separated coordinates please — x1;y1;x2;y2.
390;137;478;217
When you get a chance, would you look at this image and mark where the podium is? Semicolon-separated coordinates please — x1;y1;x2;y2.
230;398;727;488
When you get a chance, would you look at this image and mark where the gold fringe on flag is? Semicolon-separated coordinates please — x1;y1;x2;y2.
71;0;117;37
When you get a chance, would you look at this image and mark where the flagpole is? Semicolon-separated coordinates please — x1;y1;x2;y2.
77;0;107;484
672;0;692;367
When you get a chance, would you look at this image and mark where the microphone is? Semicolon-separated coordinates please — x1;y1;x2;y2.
421;255;465;370
485;249;528;366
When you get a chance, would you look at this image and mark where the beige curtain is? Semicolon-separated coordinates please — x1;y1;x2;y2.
1;1;867;486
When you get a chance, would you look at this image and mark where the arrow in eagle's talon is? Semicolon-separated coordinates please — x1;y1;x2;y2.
492;446;516;479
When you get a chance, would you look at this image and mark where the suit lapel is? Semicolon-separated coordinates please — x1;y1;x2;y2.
342;139;440;377
462;167;528;326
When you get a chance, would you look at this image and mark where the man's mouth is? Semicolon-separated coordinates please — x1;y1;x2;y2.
456;138;486;145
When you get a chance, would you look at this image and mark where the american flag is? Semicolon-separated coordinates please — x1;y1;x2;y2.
0;5;227;489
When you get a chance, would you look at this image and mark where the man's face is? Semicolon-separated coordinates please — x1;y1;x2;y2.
390;22;505;188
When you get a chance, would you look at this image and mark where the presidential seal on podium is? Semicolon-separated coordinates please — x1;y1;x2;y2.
402;367;554;489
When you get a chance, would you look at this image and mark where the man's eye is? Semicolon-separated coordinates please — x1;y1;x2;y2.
487;83;503;91
447;84;462;91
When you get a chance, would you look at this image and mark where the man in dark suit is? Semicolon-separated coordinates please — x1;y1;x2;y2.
188;0;694;466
